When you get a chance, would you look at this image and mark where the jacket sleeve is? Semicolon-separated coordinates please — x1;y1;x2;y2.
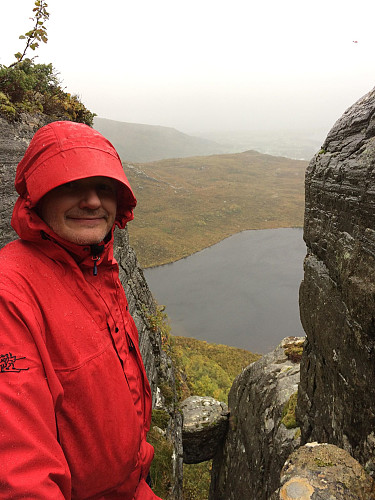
0;288;71;499
134;479;163;500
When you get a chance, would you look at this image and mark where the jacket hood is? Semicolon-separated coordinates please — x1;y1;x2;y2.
12;121;136;233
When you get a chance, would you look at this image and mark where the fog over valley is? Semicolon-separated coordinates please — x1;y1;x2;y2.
1;0;374;142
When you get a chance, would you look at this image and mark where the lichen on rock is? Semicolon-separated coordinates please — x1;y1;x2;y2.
273;443;375;499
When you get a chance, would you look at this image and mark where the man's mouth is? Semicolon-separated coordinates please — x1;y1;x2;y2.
66;213;107;221
66;216;107;226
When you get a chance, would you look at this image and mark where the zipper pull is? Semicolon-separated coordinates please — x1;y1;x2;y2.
92;255;100;276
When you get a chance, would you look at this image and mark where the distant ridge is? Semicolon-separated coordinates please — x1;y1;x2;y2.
94;117;228;162
125;149;306;267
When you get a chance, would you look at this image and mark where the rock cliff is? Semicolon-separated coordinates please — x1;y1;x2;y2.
209;337;303;500
297;88;375;476
209;87;375;498
0;114;183;500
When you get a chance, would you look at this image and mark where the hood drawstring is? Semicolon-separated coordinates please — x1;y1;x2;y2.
90;243;105;276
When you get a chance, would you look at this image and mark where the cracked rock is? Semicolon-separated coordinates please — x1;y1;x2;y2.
298;86;375;477
181;395;229;464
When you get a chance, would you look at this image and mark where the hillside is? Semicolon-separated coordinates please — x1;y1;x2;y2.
171;335;261;403
125;150;307;267
94;117;228;162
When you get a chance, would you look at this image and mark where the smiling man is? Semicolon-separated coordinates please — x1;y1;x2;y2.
0;121;161;499
37;176;118;245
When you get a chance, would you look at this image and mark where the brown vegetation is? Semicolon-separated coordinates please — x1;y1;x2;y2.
125;150;307;267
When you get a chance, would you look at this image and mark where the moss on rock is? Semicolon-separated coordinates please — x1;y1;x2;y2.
281;392;299;429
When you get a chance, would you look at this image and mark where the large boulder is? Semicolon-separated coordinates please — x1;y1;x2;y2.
181;396;229;464
297;87;375;477
209;336;304;500
272;443;375;499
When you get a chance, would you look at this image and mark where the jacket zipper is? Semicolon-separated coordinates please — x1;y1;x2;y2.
92;255;101;276
107;322;134;391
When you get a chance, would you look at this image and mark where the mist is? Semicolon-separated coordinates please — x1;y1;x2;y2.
1;0;374;138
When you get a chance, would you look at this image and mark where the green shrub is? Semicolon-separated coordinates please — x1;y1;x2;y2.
183;461;212;500
283;339;304;363
151;409;170;431
171;336;261;403
0;92;16;119
0;59;95;125
148;412;174;499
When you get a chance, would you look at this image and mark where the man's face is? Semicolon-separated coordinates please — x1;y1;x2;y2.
38;176;118;245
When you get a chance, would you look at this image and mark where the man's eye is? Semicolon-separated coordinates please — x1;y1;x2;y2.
57;182;74;191
98;183;114;192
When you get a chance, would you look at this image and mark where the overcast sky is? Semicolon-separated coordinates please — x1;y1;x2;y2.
1;0;375;135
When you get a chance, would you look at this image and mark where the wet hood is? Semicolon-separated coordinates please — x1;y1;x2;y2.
12;120;137;243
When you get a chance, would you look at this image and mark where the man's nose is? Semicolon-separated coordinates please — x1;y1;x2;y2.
79;188;102;208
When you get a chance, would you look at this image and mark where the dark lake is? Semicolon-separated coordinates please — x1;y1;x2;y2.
144;228;306;354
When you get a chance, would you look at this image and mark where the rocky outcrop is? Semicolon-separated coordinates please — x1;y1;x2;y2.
209;336;304;500
273;443;375;499
297;87;375;477
0;114;183;499
0;113;50;245
114;229;184;499
181;396;229;464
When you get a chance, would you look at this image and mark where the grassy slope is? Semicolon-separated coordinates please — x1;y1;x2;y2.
171;335;261;403
146;306;262;498
150;333;261;500
170;335;261;500
125;150;307;268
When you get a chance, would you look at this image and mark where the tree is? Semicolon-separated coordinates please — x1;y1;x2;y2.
10;0;49;67
0;0;95;125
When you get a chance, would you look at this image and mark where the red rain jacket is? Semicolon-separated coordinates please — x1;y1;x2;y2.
0;122;161;499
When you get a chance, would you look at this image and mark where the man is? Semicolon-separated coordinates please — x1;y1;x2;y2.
0;121;162;499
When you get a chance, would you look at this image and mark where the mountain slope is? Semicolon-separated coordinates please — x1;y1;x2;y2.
94;117;227;162
125;149;307;267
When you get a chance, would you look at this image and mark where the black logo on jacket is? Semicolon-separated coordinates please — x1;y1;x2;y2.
0;353;29;373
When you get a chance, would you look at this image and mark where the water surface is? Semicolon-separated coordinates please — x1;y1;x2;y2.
144;228;306;354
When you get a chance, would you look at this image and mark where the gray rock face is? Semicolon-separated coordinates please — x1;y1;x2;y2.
209;336;304;500
0;115;183;499
114;228;184;498
0;114;50;245
181;396;229;464
272;443;375;499
297;87;375;476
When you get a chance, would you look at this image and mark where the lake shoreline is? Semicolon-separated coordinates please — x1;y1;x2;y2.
141;225;304;270
144;228;307;354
